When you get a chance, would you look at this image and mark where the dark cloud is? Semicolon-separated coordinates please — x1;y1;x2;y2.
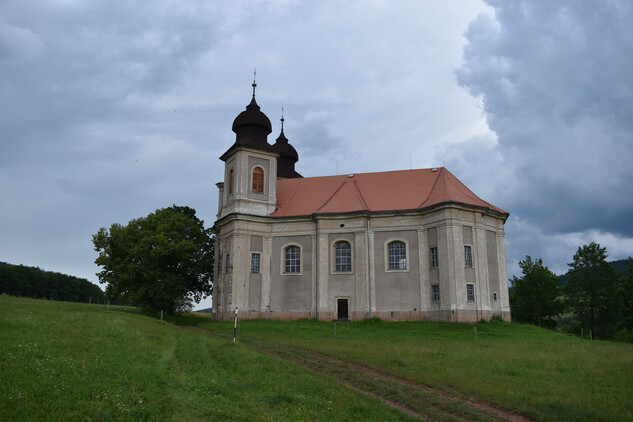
456;1;633;239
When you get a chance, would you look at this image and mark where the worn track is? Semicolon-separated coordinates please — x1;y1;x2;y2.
184;326;534;422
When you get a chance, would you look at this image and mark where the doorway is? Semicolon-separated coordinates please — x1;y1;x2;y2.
337;298;349;321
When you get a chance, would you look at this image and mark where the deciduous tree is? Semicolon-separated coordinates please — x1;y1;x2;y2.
510;256;562;328
565;242;620;339
93;205;214;314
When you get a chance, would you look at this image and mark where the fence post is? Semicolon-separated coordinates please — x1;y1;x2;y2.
233;307;238;345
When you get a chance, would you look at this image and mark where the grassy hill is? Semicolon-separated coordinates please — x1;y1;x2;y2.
2;296;632;421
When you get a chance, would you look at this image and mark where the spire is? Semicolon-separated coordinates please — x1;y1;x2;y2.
272;106;302;179
280;105;285;132
252;68;257;99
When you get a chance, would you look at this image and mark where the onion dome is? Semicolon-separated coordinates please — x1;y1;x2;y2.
230;81;273;150
272;112;302;179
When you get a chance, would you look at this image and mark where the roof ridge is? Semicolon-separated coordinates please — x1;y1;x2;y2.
283;178;303;213
315;180;347;213
352;180;370;210
417;167;444;209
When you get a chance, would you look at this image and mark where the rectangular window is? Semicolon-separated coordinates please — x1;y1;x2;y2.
464;245;473;267
430;247;438;268
335;241;352;272
284;246;301;273
225;254;231;273
251;253;260;273
466;283;475;302
432;285;440;303
388;241;407;270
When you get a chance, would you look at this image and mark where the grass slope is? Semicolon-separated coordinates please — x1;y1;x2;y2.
2;296;633;421
0;296;412;421
186;316;633;422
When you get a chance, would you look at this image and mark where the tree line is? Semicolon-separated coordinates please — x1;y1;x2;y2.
0;262;105;304
510;242;633;342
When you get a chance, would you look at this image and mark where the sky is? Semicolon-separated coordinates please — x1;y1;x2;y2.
1;0;632;311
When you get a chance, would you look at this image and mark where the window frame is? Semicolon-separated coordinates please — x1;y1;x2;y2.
466;283;475;302
430;246;438;268
228;169;234;194
251;166;264;193
386;240;408;272
431;284;440;303
251;252;261;274
283;245;301;275
464;245;473;268
333;240;352;273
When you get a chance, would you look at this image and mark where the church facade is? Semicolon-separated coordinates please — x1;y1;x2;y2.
212;85;511;322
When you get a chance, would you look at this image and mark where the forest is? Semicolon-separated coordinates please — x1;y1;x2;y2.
0;262;105;304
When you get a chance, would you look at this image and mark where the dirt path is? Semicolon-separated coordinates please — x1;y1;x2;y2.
183;326;534;422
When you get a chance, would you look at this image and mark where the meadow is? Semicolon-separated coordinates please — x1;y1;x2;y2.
2;296;632;421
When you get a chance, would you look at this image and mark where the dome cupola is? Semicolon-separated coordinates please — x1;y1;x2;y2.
272;111;302;179
230;80;273;150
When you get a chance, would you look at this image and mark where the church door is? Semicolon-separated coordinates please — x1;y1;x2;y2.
337;298;349;321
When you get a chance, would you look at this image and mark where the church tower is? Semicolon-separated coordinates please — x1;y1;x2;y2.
218;80;279;219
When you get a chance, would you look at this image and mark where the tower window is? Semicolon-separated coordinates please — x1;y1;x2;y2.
229;169;234;194
334;241;352;272
252;167;264;192
388;241;407;270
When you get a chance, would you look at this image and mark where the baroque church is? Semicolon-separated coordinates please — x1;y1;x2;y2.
212;82;511;322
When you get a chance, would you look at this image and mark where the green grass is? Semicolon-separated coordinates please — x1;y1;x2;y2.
188;316;633;422
0;296;414;421
2;296;633;421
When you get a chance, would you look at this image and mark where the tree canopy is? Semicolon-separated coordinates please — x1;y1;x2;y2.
510;256;562;329
565;242;621;340
93;205;214;314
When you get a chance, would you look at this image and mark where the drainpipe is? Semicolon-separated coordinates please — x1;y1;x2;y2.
366;214;372;318
314;215;319;320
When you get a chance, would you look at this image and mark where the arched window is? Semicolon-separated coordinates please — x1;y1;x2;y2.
334;241;352;272
284;245;301;273
388;241;407;270
229;169;234;194
252;167;264;192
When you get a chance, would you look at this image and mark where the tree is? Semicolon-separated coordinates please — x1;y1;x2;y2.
509;256;562;328
619;258;633;333
93;205;214;314
565;242;620;340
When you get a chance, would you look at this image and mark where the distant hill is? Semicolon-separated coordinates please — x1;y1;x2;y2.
558;258;631;287
195;307;213;314
0;262;105;303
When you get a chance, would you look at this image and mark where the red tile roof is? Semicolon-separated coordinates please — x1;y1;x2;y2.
270;167;508;218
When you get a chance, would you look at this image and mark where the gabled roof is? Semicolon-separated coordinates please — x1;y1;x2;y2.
270;167;508;218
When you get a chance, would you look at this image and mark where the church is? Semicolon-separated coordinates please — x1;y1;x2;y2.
212;83;511;322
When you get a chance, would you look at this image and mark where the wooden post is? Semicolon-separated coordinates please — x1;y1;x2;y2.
233;307;238;345
581;328;584;340
161;310;164;322
89;296;91;305
474;326;477;341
